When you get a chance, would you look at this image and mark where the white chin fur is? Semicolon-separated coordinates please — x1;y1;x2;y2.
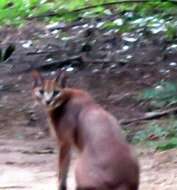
47;101;62;110
44;92;53;102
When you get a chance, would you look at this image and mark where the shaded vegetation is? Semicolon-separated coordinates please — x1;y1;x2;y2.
133;81;177;150
138;81;177;109
132;119;177;150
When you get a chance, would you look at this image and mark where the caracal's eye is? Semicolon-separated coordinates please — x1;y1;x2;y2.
39;89;44;95
53;90;59;97
35;88;44;98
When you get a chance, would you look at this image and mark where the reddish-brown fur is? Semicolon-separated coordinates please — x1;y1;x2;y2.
32;71;139;190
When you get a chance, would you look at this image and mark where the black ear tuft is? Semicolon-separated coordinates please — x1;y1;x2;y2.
55;70;68;88
31;70;43;87
60;72;68;88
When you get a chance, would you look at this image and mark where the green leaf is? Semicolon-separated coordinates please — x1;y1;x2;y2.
156;138;177;151
137;81;177;108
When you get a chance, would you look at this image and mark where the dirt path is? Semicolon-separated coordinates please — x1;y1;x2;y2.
0;134;177;190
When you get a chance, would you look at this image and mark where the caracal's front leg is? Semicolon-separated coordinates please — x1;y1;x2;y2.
58;143;71;190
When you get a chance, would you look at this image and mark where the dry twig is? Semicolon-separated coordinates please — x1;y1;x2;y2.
120;106;177;125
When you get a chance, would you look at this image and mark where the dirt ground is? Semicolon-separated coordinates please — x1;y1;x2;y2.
0;23;177;190
1;134;177;190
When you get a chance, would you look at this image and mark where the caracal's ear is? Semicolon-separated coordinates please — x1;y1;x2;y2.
55;70;68;88
31;70;43;87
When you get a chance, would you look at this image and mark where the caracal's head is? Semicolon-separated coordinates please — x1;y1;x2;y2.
32;70;67;110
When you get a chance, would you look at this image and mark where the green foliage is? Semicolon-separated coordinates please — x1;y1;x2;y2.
134;80;177;151
133;1;176;16
156;138;177;150
0;0;112;26
101;18;135;33
165;22;177;40
0;0;177;29
132;119;177;151
132;122;168;144
138;81;177;108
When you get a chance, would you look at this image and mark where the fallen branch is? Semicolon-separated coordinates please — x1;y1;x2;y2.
38;56;84;72
20;53;114;73
22;149;54;155
120;106;177;125
20;55;84;73
26;50;59;55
